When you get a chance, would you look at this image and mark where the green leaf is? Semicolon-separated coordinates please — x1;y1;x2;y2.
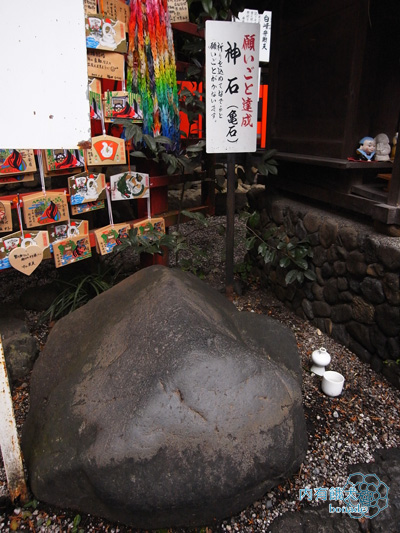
263;227;278;240
122;123;142;143
181;209;207;224
143;134;157;153
304;269;317;281
285;269;299;285
263;148;278;160
279;256;291;268
258;243;267;256
245;236;256;250
247;211;260;228
187;65;202;77
162;154;177;174
293;258;308;270
192;58;202;69
154;135;172;145
130;150;147;158
239;210;251;221
24;499;39;510
256;163;269;176
294;246;309;259
201;0;212;13
264;249;275;263
186;142;205;152
217;224;226;236
264;163;278;175
297;271;305;283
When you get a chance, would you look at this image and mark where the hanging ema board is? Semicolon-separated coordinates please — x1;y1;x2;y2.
0;0;91;149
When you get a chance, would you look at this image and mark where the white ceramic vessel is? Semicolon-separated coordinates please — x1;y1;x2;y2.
311;347;331;376
321;371;345;397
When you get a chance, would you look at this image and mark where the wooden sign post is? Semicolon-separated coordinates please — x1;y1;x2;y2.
0;337;28;503
205;21;260;296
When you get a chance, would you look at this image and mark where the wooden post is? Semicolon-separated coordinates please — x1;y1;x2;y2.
388;142;400;207
0;337;28;503
202;153;216;216
225;154;236;298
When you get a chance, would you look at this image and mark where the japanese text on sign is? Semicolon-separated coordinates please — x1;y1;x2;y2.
205;21;260;153
237;9;272;63
84;0;97;16
167;0;189;23
103;0;130;25
87;50;125;81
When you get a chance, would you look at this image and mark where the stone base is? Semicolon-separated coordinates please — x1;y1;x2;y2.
248;188;400;389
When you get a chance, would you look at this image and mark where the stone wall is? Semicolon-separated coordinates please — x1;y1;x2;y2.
248;188;400;389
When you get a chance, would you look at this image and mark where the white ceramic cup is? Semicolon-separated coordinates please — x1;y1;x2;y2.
321;371;345;397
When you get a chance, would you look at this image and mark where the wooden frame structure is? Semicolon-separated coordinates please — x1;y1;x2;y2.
266;0;400;225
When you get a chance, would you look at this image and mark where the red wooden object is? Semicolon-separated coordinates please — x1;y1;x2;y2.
257;85;268;149
178;81;203;139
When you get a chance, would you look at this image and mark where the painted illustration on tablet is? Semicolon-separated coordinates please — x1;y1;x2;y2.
94;223;130;255
86;16;127;53
104;91;143;120
23;193;69;228
0;200;13;233
87;135;126;165
89;78;102;120
55;236;92;268
69;173;106;205
71;199;105;215
0;149;36;175
45;149;85;171
110;171;149;200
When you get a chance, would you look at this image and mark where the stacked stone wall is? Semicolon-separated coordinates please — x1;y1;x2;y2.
248;189;400;389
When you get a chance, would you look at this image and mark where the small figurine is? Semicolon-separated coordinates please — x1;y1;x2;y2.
356;136;376;161
374;133;391;161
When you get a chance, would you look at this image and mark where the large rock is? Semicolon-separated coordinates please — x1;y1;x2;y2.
0;304;39;383
22;266;307;529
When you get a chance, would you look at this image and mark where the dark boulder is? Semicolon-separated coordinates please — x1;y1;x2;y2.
0;304;39;383
22;266;307;529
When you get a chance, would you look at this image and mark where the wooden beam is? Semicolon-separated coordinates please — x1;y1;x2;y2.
388;145;400;207
271;175;400;225
87;206;210;249
275;152;393;171
172;22;204;38
372;203;400;225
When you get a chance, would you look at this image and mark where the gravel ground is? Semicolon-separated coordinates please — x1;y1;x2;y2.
1;215;400;532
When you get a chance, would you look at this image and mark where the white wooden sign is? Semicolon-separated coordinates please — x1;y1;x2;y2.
205;21;260;154
0;0;91;149
0;337;27;502
167;0;190;23
237;9;272;63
